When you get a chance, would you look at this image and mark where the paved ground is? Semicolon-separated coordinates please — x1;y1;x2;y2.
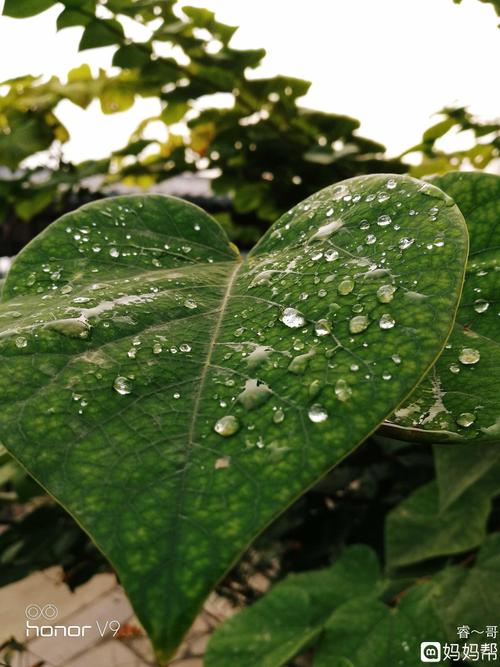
0;567;236;666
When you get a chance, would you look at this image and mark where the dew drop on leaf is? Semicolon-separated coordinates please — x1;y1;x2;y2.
456;412;476;428
473;299;489;313
377;284;396;303
273;408;285;424
308;403;328;423
214;415;240;437
349;315;369;334
338;278;355;295
459;348;480;365
379;313;396;330
280;307;306;328
315;319;331;336
113;376;132;395
15;336;27;349
335;379;352;402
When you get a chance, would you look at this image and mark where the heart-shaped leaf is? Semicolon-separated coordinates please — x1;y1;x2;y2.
0;175;467;662
385;172;500;443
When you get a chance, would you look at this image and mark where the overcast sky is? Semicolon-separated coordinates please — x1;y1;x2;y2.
0;0;498;162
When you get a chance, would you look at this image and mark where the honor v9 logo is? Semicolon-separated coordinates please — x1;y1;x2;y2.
25;604;121;639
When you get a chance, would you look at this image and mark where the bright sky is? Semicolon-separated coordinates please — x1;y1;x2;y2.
0;0;498;162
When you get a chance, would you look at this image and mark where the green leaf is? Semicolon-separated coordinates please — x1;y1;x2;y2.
385;478;497;569
205;546;380;667
431;532;500;635
314;584;446;667
385;172;500;443
0;174;467;662
112;43;151;69
79;18;124;51
56;4;93;31
2;0;57;18
434;441;500;510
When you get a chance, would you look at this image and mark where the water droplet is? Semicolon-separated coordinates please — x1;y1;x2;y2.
377;192;390;203
215;456;230;469
273;408;285;423
238;379;272;410
315;319;331;336
311;251;323;261
281;307;306;328
46;317;92;339
214;415;239;437
15;336;27;349
308;403;328;423
399;237;415;250
153;343;163;354
288;348;316;374
338;278;355;295
459;348;480;365
128;348;137;359
325;249;339;262
379;313;395;330
456;412;476;428
382;372;392;380
113;376;132;395
474;299;489;314
61;284;73;294
349;315;369;334
184;299;198;309
309;218;344;242
366;234;377;245
391;354;401;364
377;284;396;303
449;363;460;374
180;343;191;352
386;178;397;190
335;379;352;402
109;247;120;258
377;214;392;227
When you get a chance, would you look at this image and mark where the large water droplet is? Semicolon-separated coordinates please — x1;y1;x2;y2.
273;408;285;424
377;284;396;303
315;319;331;336
238;379;272;410
379;313;395;330
335;379;352;402
113;376;132;395
349;315;369;334
309;218;344;242
15;336;27;349
281;307;306;328
308;403;328;423
459;348;480;365
214;415;240;437
377;214;392;227
288;349;316;374
456;412;476;428
338;278;355;295
399;237;415;250
473;299;489;314
46;317;92;339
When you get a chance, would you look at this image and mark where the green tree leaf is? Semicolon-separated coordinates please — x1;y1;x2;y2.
79;18;124;51
2;0;57;18
434;441;500;510
0;174;467;662
205;546;380;667
385;477;499;569
385;172;500;443
314;584;446;667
